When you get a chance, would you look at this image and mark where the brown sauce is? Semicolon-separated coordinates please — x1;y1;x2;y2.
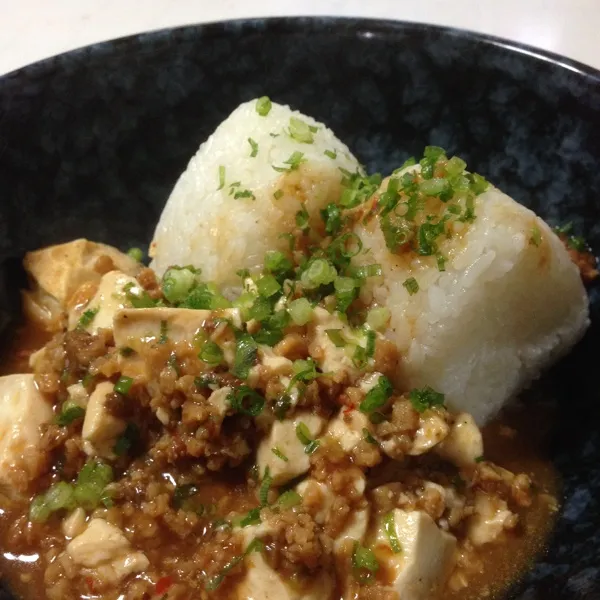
0;320;560;599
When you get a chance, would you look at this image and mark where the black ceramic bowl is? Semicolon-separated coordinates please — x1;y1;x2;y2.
0;17;599;600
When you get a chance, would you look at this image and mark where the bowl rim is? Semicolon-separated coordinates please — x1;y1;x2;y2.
2;16;600;85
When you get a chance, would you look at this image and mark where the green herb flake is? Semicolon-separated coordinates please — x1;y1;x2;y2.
113;422;139;457
436;254;447;272
362;428;378;445
199;341;224;366
324;149;337;159
295;422;320;454
248;137;259;157
259;467;272;506
273;189;284;200
289;117;315;144
55;401;85;427
529;226;542;247
359;375;393;414
239;507;261;527
77;308;99;330
296;204;310;230
352;542;380;573
475;455;485;463
402;277;419;295
273;151;306;173
383;512;402;553
271;447;289;462
232;333;258;379
114;375;133;395
126;247;143;262
409;385;445;413
217;165;226;190
159;320;168;344
228;385;265;417
277;490;302;509
256;96;272;116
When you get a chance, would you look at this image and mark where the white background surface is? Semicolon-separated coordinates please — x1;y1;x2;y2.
0;0;598;76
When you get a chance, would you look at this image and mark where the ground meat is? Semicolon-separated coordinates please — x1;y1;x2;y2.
64;328;113;371
137;267;163;300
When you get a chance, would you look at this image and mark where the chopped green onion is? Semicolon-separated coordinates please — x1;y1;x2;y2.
205;538;264;590
354;264;382;279
445;156;467;177
365;330;376;359
352;542;380;573
218;165;226;190
288;297;313;325
180;283;231;310
409;386;445;413
264;250;292;278
459;196;476;223
469;172;489;195
325;329;346;347
273;151;306;173
530;226;542;247
380;214;413;253
289;117;315;143
233;188;256;201
352;345;368;369
199;341;224;366
114;375;133;395
55;400;85;426
239;507;261;527
77;308;99;330
126;247;143;262
291;358;319;384
273;189;284;200
228;385;265;417
271;447;289;462
320;203;342;236
366;307;390;331
259;467;272;506
277;490;302;509
159;320;168;344
300;258;337;289
363;428;378;445
248;137;259;157
232;333;258;379
73;459;114;511
296;204;310;230
475;455;485;463
383;512;402;553
113;422;139;456
436;254;447;272
274;394;292;420
29;481;75;522
393;157;416;173
256;274;281;298
324;149;337;159
359;375;393;414
247;295;272;322
334;276;359;313
419;177;449;197
256;96;272;116
403;277;419;295
296;422;320;454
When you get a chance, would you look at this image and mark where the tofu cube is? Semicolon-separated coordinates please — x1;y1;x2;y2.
0;374;53;487
81;382;125;458
66;518;148;583
326;408;373;453
371;509;456;600
256;412;325;485
436;413;483;467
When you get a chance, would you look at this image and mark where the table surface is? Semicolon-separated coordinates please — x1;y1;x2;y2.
1;0;599;76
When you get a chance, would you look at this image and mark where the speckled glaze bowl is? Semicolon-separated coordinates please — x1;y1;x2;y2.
0;18;599;600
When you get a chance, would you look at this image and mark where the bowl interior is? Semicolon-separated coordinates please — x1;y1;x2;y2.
0;17;599;599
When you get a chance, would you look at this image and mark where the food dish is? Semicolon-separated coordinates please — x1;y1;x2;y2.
0;97;595;599
0;16;596;596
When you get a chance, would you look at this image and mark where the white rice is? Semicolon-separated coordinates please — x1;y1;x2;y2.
149;99;360;292
355;180;589;424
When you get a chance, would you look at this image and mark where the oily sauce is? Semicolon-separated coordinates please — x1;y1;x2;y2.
0;321;560;600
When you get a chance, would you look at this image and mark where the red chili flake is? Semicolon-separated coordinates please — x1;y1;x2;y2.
343;405;355;415
155;575;173;595
85;576;95;594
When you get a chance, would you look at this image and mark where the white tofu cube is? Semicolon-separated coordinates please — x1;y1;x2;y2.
0;374;53;486
436;413;483;467
81;382;125;458
409;412;450;456
371;509;456;600
326;408;373;453
467;492;515;546
256;412;325;485
69;270;139;332
24;239;140;308
66;518;148;583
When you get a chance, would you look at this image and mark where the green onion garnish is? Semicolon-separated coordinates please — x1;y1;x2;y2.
205;538;264;590
277;489;302;509
256;96;272;116
232;333;258;379
359;375;393;414
199;341;224;366
436;254;447;271
366;307;390;331
409;386;445;413
273;151;306;173
126;247;143;262
295;422;320;454
403;277;419;295
325;329;346;348
324;149;337;159
354;264;382;279
114;375;133;395
530;226;542;247
264;250;292;278
352;542;380;573
228;385;265;417
273;189;284;200
239;507;261;527
77;308;99;330
55;400;85;426
259;467;272;506
271;447;289;462
218;165;226;190
161;267;196;303
320;202;342;236
300;258;337;289
113;422;139;456
383;512;402;553
256;274;281;298
363;428;378;445
296;204;310;230
248;137;259;157
288;297;313;326
159;320;168;344
289;117;315;144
